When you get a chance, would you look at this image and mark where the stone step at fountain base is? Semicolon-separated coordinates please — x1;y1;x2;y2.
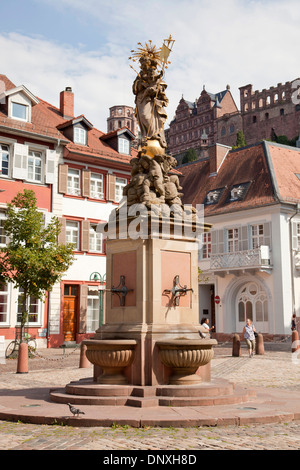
50;378;256;408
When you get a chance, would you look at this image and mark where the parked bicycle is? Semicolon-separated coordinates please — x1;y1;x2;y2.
5;333;37;358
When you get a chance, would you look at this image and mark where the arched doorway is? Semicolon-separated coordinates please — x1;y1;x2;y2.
236;282;269;333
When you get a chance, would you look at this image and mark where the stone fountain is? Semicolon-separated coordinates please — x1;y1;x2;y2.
50;38;253;410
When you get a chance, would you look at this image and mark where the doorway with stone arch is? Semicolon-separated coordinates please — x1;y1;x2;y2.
223;275;271;334
236;281;269;333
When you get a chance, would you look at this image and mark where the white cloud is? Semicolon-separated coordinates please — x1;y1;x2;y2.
1;0;300;130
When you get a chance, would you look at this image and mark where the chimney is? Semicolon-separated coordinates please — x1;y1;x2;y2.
60;87;74;119
209;143;231;176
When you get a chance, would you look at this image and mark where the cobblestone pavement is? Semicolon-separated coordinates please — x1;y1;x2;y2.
1;341;300;451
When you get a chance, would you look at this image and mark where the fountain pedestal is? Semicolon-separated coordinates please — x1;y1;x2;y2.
87;216;214;387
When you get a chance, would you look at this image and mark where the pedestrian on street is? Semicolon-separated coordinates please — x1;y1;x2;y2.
200;318;215;338
291;313;297;331
243;318;256;358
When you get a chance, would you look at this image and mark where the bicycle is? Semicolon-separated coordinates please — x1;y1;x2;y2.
5;333;37;358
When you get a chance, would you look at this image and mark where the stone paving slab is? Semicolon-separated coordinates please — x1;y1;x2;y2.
1;343;300;450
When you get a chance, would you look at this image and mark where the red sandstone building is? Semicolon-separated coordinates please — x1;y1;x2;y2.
0;74;135;349
167;78;300;158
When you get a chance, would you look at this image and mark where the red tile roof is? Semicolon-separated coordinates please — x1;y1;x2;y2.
0;75;135;167
179;142;276;215
266;142;300;204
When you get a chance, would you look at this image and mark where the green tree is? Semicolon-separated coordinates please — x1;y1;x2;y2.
233;130;247;149
0;189;75;343
181;148;198;164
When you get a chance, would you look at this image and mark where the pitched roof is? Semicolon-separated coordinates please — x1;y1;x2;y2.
179;142;277;216
0;75;135;166
265;142;300;204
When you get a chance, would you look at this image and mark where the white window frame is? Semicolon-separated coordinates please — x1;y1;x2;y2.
74;127;87;145
17;288;42;325
227;228;239;253
28;150;43;182
201;232;211;259
297;223;300;251
86;287;100;333
66;220;80;250
67;168;81;196
89;223;103;253
0;144;10;178
251;224;264;249
11;102;29;122
118;137;130;155
0;283;10;326
115;177;127;203
0;211;6;247
90;173;104;200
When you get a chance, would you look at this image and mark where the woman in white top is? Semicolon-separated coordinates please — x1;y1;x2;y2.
243;318;256;358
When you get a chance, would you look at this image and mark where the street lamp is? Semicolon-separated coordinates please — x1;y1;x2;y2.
89;272;106;328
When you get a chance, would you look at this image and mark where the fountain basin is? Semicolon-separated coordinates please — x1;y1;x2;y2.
83;339;137;385
157;339;217;385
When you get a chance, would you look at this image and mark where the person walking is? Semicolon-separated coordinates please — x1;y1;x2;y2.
243;318;256;358
291;314;297;331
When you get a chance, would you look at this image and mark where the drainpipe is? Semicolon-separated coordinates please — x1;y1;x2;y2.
289;203;300;316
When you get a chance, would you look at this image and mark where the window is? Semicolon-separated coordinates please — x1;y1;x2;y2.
221;126;226;136
11;102;28;121
28;150;42;182
118;137;130;155
253;116;257;123
227;228;239;252
230;186;244;201
67;168;81;196
297;223;300;250
237;283;268;329
74;127;87;145
89;224;103;253
0;144;9;177
0;212;6;246
90;173;104;199
251;224;264;249
87;287;100;333
201;232;211;259
280;108;285;116
0;283;9;324
17;288;40;324
66;221;79;250
115;177;127;202
230;124;235;134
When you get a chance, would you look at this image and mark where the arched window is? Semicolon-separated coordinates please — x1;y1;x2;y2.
236;282;268;332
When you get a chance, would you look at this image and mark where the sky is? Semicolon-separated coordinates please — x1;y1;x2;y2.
1;0;300;132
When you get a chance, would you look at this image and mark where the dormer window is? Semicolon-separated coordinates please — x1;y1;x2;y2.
74;127;87;145
118;136;130;155
228;182;251;202
205;188;224;205
207;191;219;203
11;102;28;121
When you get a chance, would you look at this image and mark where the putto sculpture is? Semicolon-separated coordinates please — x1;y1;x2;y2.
125;37;184;210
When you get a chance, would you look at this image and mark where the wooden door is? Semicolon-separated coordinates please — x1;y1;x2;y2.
63;285;78;341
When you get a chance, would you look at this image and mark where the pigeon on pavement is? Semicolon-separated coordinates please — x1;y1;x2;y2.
67;403;85;417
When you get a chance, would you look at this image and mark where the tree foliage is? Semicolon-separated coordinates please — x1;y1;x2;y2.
0;189;75;338
182;148;198;164
232;130;247;149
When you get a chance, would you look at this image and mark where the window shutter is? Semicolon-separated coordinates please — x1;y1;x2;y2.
58;164;68;194
57;217;66;244
81;220;90;252
45;149;56;184
239;225;249;251
107;173;116;202
12;143;28;180
82;170;91;198
218;229;224;254
263;222;272;248
79;284;88;333
292;222;299;250
211;230;218;255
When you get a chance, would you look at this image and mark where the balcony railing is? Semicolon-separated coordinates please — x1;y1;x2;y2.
210;246;272;272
